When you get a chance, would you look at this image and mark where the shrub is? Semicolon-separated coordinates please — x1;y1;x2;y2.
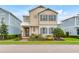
53;28;65;40
37;34;46;41
53;28;65;37
66;32;69;37
14;38;21;41
29;34;37;41
46;35;54;41
29;34;46;41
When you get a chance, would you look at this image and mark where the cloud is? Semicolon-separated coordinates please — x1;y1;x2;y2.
57;9;79;24
57;9;68;24
57;9;63;14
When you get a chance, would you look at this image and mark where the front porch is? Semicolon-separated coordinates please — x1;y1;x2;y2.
21;21;31;39
21;27;30;37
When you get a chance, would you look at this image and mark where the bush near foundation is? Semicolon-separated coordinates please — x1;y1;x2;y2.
46;35;54;41
29;34;46;41
29;34;54;41
53;28;65;41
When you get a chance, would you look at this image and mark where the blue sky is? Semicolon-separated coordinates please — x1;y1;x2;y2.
0;5;79;23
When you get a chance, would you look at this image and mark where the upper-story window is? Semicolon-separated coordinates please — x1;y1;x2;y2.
49;15;56;21
54;15;57;21
40;15;56;21
40;15;47;21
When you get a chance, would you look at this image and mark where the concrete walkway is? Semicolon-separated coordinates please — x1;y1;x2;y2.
0;45;79;53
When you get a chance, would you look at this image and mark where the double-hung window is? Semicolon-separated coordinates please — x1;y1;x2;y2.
40;27;47;34
40;15;47;21
40;15;57;21
42;15;46;21
40;15;43;21
49;28;53;34
53;15;56;21
49;15;53;21
49;15;56;21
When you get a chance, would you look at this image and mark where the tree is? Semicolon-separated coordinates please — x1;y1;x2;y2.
53;28;65;40
0;18;8;40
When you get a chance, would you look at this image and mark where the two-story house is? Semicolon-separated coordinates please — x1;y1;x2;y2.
0;8;21;35
21;6;58;37
59;14;79;35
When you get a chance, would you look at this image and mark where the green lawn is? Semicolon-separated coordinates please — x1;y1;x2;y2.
0;38;79;44
64;38;79;41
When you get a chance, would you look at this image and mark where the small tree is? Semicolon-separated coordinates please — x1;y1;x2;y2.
53;28;65;40
0;19;8;40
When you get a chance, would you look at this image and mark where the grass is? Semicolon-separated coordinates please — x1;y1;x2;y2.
0;38;79;44
64;38;79;41
0;41;79;45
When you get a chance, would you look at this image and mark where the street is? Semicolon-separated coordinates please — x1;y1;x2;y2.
0;45;79;53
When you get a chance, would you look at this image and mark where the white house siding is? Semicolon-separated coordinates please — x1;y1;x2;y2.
62;27;77;35
76;17;79;26
60;16;79;35
61;17;75;27
0;9;9;25
0;8;21;35
8;14;21;34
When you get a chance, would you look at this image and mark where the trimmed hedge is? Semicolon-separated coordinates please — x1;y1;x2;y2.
7;34;21;39
0;34;21;40
65;35;79;39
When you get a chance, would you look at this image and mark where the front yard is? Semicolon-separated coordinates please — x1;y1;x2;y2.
0;38;79;44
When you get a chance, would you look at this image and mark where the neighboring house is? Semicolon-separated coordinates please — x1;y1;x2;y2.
0;8;21;35
59;14;79;35
21;6;58;37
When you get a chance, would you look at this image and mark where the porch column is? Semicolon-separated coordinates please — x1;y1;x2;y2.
29;27;31;36
21;27;26;37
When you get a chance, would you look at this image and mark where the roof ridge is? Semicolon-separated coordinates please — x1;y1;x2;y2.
0;8;21;22
38;8;58;14
29;5;46;12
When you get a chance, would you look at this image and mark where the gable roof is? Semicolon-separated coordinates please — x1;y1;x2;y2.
62;16;77;22
29;5;45;12
38;8;58;14
0;8;21;22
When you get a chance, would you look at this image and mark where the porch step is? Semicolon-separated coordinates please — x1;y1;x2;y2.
21;37;29;42
22;37;29;39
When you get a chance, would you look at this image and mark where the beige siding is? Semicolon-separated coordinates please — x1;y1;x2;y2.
30;27;39;34
39;10;57;25
29;7;45;26
23;16;30;22
22;6;58;37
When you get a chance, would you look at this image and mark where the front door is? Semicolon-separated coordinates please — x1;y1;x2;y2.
77;29;79;35
25;27;29;37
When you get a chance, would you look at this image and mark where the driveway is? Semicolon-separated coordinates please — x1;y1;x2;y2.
0;45;79;53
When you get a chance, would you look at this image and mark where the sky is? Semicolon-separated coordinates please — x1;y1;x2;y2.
0;5;79;23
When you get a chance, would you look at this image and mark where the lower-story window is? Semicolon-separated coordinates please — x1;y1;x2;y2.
40;27;47;34
49;28;53;34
